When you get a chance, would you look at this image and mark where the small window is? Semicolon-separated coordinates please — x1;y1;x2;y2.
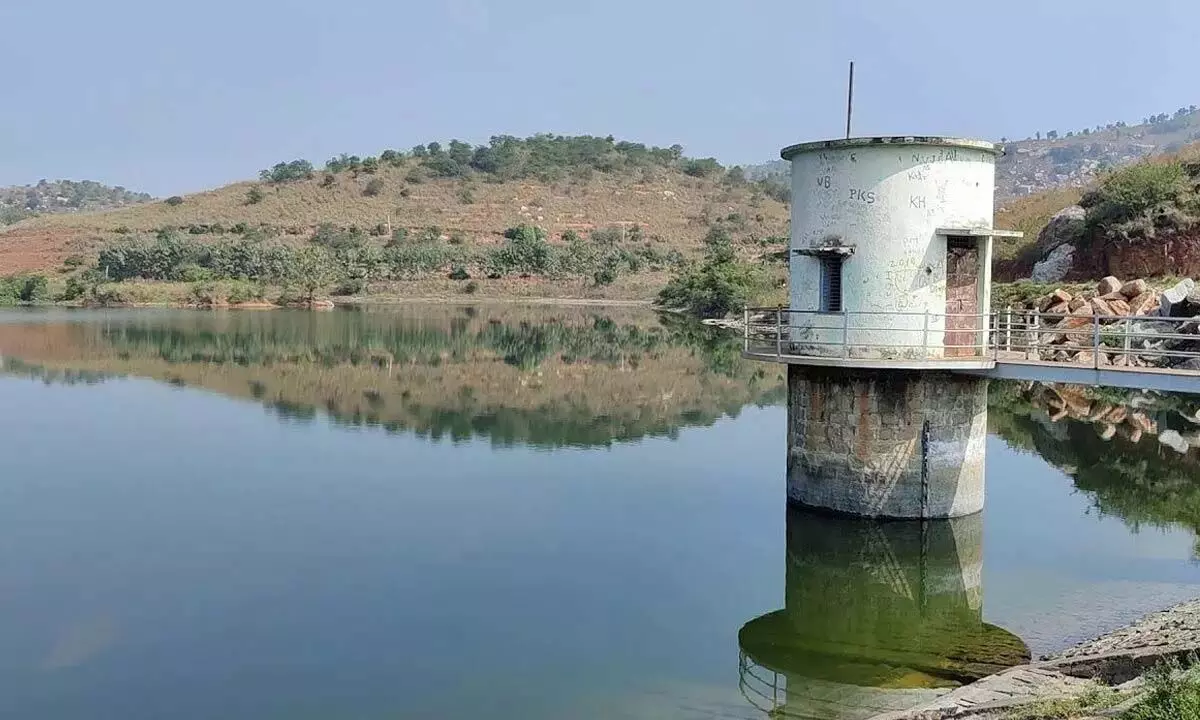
819;256;843;313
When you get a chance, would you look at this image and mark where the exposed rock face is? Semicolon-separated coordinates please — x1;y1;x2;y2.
1105;232;1200;279
1031;243;1075;283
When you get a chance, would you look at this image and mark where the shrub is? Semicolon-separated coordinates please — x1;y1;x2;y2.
1081;160;1192;231
231;222;249;234
369;223;388;237
380;149;403;166
657;228;763;317
387;228;409;246
384;241;461;279
404;169;424;184
361;157;379;174
165;196;184;206
14;274;50;303
176;264;214;282
463;281;479;294
226;281;264;304
657;260;762;318
113;225;132;234
59;273;95;302
448;266;470;280
449;231;467;245
457;186;475;204
593;260;619;286
591;226;624;245
245;186;265;204
62;254;86;268
488;225;553;276
331;278;367;296
320;173;336;188
682;157;722;177
364;178;385;197
1124;661;1200;720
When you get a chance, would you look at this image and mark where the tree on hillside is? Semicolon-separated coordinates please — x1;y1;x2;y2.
287;246;338;304
1046;130;1058;140
1035;131;1042;140
261;160;314;183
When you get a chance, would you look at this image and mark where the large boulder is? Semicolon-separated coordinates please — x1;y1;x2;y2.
1120;279;1148;298
1031;244;1075;283
1097;276;1123;296
1128;291;1160;316
1157;278;1196;318
1039;206;1087;252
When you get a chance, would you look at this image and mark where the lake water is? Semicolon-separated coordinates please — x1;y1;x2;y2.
1;306;1199;720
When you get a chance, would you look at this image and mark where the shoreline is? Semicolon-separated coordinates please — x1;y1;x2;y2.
875;597;1200;719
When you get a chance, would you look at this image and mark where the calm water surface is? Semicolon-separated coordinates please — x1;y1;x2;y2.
1;306;1199;719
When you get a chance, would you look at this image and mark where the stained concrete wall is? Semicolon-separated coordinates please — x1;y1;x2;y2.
784;138;998;359
785;365;988;518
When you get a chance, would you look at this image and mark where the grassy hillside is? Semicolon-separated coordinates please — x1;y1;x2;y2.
0;136;790;304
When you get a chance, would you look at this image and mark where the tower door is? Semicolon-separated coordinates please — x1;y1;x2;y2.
945;238;980;357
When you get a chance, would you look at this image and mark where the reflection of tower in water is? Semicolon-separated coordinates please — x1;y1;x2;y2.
738;510;1028;719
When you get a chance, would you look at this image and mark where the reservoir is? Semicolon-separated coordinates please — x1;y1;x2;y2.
1;306;1198;719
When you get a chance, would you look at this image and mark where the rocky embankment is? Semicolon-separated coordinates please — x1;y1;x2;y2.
1004;275;1200;370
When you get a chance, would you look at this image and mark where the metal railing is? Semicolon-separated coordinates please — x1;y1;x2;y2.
743;308;992;362
744;306;1200;370
990;307;1200;370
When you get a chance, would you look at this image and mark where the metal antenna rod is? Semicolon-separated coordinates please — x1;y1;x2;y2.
846;61;855;139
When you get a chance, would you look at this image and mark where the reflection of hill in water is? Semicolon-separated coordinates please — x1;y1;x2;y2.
990;381;1200;544
0;307;784;448
738;510;1028;720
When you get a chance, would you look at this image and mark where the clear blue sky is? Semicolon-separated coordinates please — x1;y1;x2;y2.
0;0;1194;195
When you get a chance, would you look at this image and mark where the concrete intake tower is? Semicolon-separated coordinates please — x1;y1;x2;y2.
747;137;1019;519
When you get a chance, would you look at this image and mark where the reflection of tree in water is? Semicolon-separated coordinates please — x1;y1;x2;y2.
0;308;784;448
989;381;1200;550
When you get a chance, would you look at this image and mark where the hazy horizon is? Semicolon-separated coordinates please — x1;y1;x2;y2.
1;0;1195;195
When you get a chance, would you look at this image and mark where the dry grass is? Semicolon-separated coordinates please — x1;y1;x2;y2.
0;160;790;279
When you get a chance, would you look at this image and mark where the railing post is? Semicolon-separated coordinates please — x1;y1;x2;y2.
775;305;782;358
1092;314;1101;369
1029;312;1040;360
1123;315;1132;364
743;307;749;354
841;310;850;358
1004;305;1012;351
993;312;1000;360
921;310;929;358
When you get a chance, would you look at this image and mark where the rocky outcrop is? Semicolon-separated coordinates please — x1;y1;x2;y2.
1030;243;1075;283
1023;206;1087;283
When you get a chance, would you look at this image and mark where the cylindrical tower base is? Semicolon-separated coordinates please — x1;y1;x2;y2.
786;366;988;518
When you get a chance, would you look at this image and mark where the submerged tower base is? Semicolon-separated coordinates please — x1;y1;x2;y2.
786;366;988;518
